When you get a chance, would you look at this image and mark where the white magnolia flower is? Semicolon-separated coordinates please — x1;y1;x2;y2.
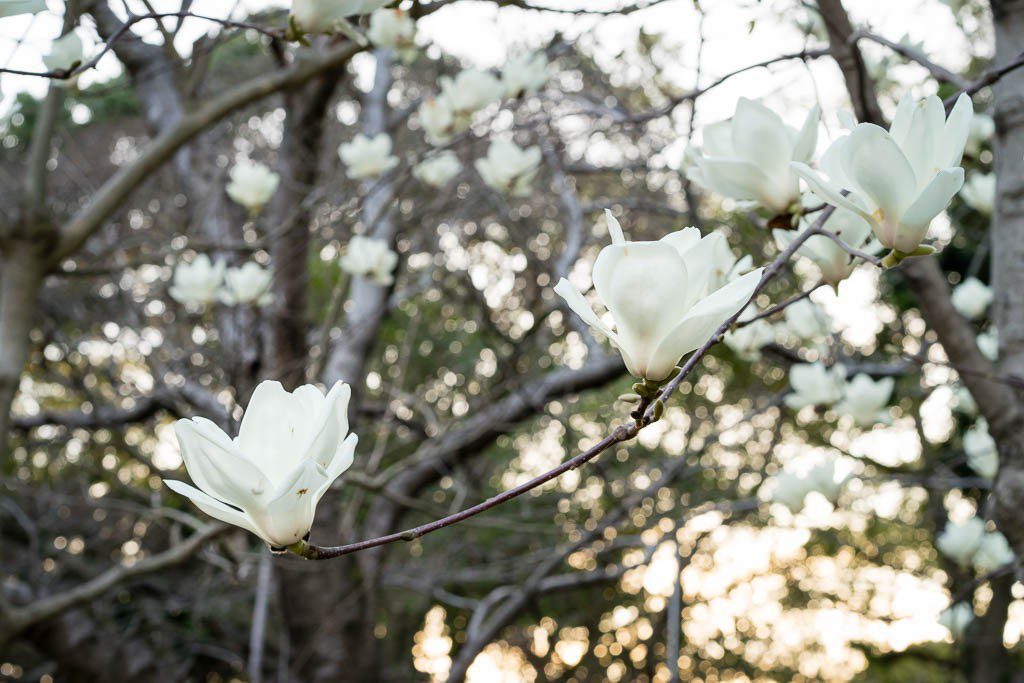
0;0;46;18
939;603;974;639
439;69;504;117
692;98;820;214
770;471;811;512
169;255;226;306
834;374;894;427
165;380;357;548
413;151;462;188
418;96;456;145
707;238;754;292
960;173;995;215
965;419;998;480
785;362;846;410
221;262;273;306
773;204;874;286
793;93;973;255
954;384;978;417
226;161;280;213
340;235;398;286
555;211;763;381
503;52;549;97
951;277;993;321
475;140;541;196
973;532;1015;573
290;0;389;33
937;516;986;566
43;30;85;73
805;459;846;503
724;312;775;361
339;133;399;180
978;327;999;361
965;113;995;156
366;9;415;54
783;299;830;341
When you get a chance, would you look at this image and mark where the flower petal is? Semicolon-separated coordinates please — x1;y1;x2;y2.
841;124;917;218
175;418;267;508
647;268;763;381
252;460;330;547
941;93;974;168
164;479;262;538
897;167;964;252
790;162;875;225
791;105;821;164
554;278;638;375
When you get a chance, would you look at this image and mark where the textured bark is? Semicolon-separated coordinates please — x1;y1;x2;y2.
815;0;885;125
967;573;1013;683
989;0;1024;554
0;246;45;463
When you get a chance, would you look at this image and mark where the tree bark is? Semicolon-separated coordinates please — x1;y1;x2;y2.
989;0;1024;555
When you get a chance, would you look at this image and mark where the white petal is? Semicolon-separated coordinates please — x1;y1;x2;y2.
237;381;321;482
790;162;875;225
941;93;974;168
698;157;771;202
164;479;262;538
897;168;964;252
604;209;625;245
730;98;793;173
304;382;352;471
792;105;821;163
646;268;763;381
554;278;638;375
175;418;267;508
252;460;330;547
841;124;917;218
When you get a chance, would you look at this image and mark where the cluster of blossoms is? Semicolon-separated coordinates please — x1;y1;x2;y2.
785;362;894;427
226;161;280;214
339;235;399;286
169;256;273;308
768;459;846;513
937;516;1015;573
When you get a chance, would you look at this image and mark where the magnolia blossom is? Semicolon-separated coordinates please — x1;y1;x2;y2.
937;516;986;566
503;52;549;97
939;604;974;639
960;173;995;214
805;459;846;503
165;381;357;548
954;384;978;417
773;204;874;285
770;471;811;512
724;312;775;361
339;133;399;180
226;161;280;213
965;419;998;480
785;362;845;410
783;300;830;341
793;93;973;255
169;255;225;306
973;532;1015;573
0;0;46;18
978;327;999;361
555;211;763;382
834;374;894;427
366;9;415;54
475;140;541;196
340;235;398;286
413;152;462;188
692;98;820;214
951;277;993;320
290;0;389;33
221;262;273;306
418;97;456;146
965;113;995;156
439;69;504;117
43;30;85;73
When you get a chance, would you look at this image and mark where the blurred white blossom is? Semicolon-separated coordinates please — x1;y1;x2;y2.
503;52;549;97
340;235;398;286
960;173;995;214
339;133;399;179
418;96;457;145
939;603;974;639
169;255;225;307
834;374;894;427
951;277;992;321
413;151;462;188
221;262;273;306
784;300;830;341
965;419;998;480
226;161;280;214
937;516;986;566
0;0;46;18
978;327;999;361
366;9;416;56
785;362;845;410
290;0;389;33
972;531;1015;573
475;140;541;196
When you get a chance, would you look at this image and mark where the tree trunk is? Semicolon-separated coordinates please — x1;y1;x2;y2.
0;245;45;464
990;0;1024;555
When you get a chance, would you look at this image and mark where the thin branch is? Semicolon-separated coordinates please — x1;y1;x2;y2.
851;30;971;90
